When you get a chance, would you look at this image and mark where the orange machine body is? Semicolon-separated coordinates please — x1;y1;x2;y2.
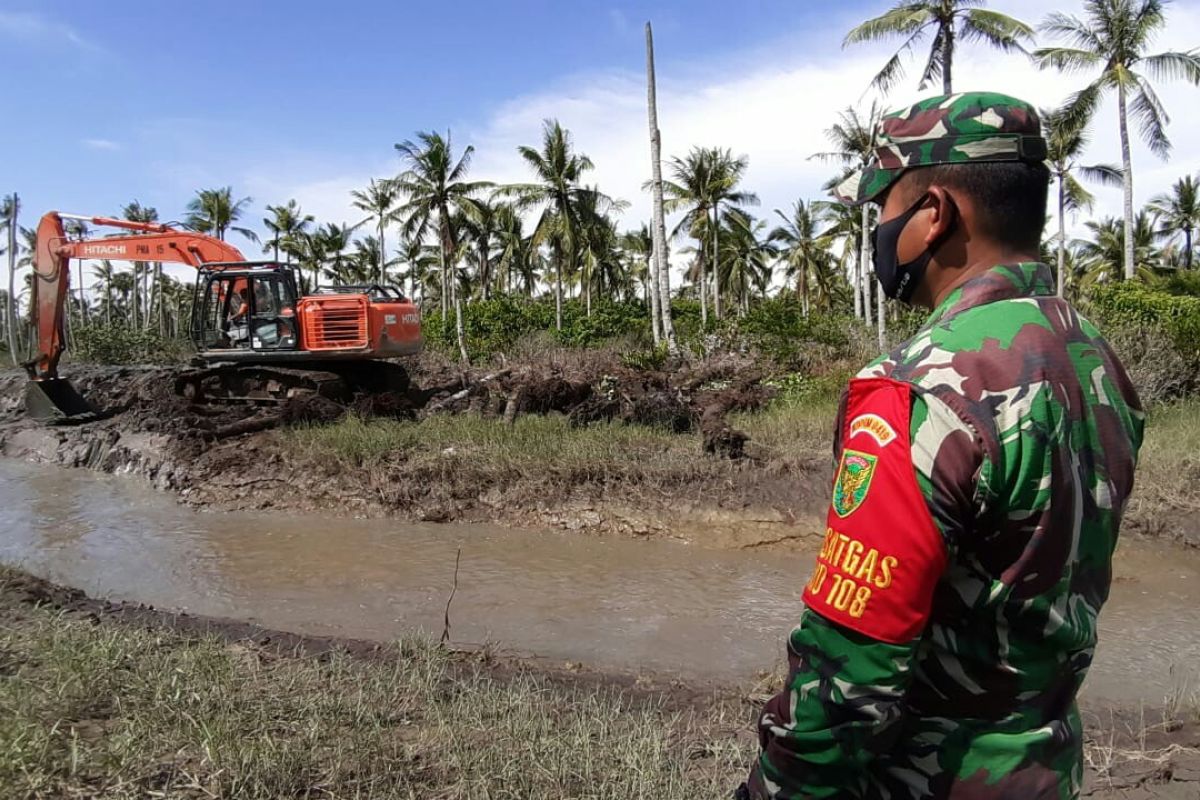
298;295;422;356
27;211;421;382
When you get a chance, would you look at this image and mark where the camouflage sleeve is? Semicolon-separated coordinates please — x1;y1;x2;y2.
748;384;985;799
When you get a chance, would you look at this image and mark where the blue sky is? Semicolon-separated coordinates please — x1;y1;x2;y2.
3;0;1199;280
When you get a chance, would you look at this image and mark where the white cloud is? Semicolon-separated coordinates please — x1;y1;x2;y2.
0;11;100;52
259;0;1200;281
82;138;121;152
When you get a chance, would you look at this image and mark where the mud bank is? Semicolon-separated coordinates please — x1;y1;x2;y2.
0;359;831;548
2;358;1196;549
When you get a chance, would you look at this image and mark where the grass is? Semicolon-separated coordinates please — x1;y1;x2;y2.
286;412;700;470
3;567;1197;800
1124;400;1200;537
0;567;752;800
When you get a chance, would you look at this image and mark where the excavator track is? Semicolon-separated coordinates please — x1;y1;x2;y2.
174;365;350;405
172;361;410;406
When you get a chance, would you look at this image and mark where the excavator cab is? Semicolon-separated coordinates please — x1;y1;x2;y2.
190;264;301;355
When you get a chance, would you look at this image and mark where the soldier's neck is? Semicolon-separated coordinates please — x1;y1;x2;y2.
921;245;1040;309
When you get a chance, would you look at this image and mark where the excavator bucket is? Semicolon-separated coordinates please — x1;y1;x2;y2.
24;378;95;423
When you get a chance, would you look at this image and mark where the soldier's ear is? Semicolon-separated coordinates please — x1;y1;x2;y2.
922;186;959;246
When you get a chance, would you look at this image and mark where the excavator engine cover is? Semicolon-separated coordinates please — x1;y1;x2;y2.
24;378;95;423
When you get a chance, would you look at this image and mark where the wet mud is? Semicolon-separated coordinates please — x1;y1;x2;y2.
0;357;828;545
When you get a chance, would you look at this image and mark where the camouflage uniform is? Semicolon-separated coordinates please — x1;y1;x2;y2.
746;94;1145;799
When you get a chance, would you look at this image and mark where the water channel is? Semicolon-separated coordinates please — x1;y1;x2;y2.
1;459;1196;704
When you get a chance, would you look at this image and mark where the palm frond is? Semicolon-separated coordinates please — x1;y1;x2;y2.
960;9;1035;52
1130;75;1172;158
1038;12;1097;51
1033;46;1102;72
1077;163;1124;188
843;4;932;45
1140;50;1200;84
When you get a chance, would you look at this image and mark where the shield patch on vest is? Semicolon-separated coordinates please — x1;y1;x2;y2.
832;449;877;518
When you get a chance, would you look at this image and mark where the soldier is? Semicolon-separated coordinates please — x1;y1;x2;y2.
739;92;1145;799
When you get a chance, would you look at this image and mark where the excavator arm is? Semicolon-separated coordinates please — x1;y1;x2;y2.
27;211;247;381
23;211;247;422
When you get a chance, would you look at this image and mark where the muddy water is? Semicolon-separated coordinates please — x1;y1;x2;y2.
1;459;1196;704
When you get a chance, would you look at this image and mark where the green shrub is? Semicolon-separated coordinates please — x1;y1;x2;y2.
725;296;861;370
72;325;187;365
1088;283;1200;363
1087;283;1200;404
620;342;669;371
421;295;653;362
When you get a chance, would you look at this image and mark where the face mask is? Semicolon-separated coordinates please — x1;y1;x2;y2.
870;193;955;302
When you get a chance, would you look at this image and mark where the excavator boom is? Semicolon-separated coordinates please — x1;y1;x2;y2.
24;211;247;421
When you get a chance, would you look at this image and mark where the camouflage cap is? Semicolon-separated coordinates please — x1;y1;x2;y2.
834;91;1047;206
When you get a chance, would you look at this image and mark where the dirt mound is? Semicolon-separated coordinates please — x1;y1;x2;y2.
1;353;776;461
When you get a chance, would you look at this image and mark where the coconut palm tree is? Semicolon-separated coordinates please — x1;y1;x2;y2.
721;209;776;314
1074;212;1159;288
1043;107;1123;297
337;237;384;285
769;200;834;317
393;130;490;361
818;202;867;313
502;120;615;330
351;179;401;284
621;226;654;307
1148;175;1199;269
395;233;437;303
185;187;259;244
91;260;117;325
314;223;355;284
120;201;159;331
663;147;758;326
62;218;92;327
262;200;314;265
458;197;501;301
813;104;882;324
845;0;1034;94
1035;0;1200;280
493;204;533;296
663;148;715;325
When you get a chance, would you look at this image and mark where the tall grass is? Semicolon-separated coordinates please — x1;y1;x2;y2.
1125;401;1200;536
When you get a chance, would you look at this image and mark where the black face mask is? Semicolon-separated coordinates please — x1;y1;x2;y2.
870;193;955;303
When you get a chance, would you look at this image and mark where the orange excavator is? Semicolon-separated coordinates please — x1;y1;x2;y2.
24;210;423;422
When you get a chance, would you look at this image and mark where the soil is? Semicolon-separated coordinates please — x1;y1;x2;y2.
1;355;1196;550
0;356;836;549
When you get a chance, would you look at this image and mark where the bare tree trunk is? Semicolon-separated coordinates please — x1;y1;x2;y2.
856;203;869;319
646;22;677;352
77;260;88;327
942;23;954;95
699;251;708;326
440;245;448;321
648;253;662;345
379;220;387;285
863;257;873;327
1118;82;1135;281
711;205;722;320
157;264;165;335
553;239;563;331
1057;176;1067;297
6;195;18;366
877;278;886;349
132;263;140;330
